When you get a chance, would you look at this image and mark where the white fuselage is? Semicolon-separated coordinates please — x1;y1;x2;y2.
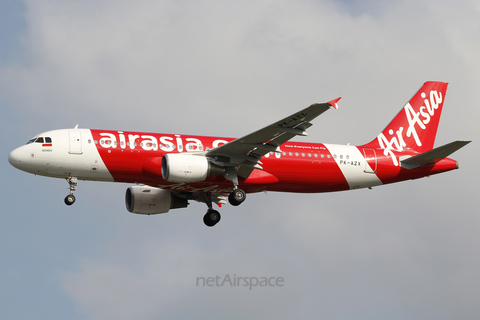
9;129;113;182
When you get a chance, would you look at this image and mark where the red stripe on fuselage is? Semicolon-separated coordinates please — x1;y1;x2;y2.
359;146;459;185
260;144;349;192
90;129;350;194
373;152;458;184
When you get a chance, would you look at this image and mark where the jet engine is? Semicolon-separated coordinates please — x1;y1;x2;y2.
125;185;188;215
161;153;224;183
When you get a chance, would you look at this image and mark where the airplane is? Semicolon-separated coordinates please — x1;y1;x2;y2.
8;81;471;227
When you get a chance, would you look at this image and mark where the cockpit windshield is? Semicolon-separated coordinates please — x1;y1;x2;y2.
26;137;52;145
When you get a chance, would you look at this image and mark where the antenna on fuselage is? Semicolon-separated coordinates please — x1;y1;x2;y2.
74;124;78;129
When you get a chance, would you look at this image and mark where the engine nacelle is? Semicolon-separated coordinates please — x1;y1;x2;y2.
125;186;188;215
161;153;224;183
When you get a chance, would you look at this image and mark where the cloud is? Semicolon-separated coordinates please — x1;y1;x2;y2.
2;0;480;319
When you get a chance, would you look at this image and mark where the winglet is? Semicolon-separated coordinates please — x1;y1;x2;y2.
328;97;341;109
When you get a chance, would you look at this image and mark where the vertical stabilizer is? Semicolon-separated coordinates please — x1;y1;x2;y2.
361;81;448;154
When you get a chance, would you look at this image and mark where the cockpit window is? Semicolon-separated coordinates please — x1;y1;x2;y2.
26;137;52;144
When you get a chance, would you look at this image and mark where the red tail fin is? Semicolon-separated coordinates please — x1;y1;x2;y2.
361;81;448;153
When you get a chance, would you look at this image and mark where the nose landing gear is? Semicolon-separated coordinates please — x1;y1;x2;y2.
64;177;78;206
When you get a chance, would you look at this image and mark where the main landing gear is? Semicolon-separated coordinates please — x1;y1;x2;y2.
224;167;246;207
202;193;221;227
201;175;247;227
228;188;246;206
64;176;78;206
204;208;221;227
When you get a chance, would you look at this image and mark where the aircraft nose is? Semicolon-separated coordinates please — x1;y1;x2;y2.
8;147;24;169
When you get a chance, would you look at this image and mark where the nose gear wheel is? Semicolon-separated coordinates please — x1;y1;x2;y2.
65;176;78;206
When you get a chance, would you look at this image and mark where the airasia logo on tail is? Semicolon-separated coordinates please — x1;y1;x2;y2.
377;90;443;166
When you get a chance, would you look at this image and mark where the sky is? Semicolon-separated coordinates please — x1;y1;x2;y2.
1;0;479;319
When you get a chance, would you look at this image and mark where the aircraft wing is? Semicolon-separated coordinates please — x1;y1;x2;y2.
206;98;340;178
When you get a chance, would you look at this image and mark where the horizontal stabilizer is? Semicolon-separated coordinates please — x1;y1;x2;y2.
400;140;471;169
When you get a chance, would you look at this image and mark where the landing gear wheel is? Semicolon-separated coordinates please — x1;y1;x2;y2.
203;209;221;227
65;194;76;206
228;189;246;206
65;177;78;206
